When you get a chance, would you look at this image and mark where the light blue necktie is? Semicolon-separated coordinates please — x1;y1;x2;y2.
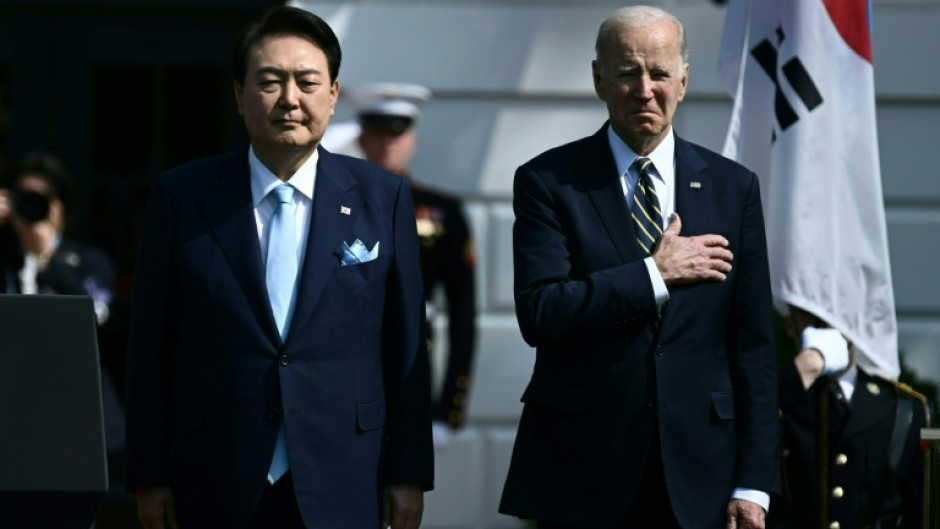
266;184;298;339
266;184;297;483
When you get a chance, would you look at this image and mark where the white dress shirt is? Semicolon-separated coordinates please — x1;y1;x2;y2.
249;146;317;268
838;363;859;403
606;125;770;513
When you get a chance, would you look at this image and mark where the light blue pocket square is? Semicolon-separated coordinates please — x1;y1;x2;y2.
340;239;380;266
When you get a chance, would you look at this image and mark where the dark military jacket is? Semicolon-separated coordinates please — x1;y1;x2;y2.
771;364;927;529
410;181;476;428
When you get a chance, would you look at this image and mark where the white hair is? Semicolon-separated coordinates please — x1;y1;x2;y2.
595;5;689;65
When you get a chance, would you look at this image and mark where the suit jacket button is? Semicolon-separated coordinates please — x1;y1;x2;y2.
655;345;664;356
279;354;289;366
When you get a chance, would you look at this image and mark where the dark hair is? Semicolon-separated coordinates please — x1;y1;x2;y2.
233;6;342;85
13;150;75;212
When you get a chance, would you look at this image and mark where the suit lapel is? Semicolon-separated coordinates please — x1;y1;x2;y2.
201;150;281;345
659;136;710;328
286;148;362;340
583;124;644;264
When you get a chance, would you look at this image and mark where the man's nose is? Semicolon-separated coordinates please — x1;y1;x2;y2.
632;75;654;98
278;81;300;107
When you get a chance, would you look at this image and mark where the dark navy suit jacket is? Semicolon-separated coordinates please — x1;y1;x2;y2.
125;146;433;528
499;125;780;529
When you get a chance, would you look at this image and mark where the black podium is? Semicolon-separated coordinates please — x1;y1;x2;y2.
0;295;109;528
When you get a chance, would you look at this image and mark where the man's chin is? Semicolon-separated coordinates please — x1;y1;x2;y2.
612;122;662;139
625;118;662;133
270;133;318;151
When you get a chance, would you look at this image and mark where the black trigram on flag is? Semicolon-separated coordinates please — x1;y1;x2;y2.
751;26;823;137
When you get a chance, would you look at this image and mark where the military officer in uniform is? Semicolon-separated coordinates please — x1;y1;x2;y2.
346;83;477;445
771;306;929;529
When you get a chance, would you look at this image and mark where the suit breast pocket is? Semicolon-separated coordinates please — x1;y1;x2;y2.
333;255;388;291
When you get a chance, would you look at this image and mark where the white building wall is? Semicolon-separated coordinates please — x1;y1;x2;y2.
292;2;940;528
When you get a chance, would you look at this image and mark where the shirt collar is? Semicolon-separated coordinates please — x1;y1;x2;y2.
606;124;675;184
249;146;318;206
838;362;859;401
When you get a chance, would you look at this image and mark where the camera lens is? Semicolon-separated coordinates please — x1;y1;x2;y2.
10;189;51;224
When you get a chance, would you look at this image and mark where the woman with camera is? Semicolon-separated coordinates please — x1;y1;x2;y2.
0;151;115;324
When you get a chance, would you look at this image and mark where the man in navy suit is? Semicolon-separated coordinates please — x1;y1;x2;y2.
125;7;432;529
499;6;779;529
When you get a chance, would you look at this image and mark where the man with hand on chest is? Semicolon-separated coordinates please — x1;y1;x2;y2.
500;5;779;529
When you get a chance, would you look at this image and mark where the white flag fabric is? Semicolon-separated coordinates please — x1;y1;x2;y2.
719;0;899;379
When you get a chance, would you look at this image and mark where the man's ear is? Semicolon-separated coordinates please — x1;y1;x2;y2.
329;79;340;115
677;63;690;102
233;81;245;115
591;60;605;101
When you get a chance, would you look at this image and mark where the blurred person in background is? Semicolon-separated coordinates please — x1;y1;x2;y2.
0;150;115;321
771;306;928;529
346;83;478;449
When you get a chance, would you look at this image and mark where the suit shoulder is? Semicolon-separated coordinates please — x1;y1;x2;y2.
519;134;596;172
882;377;930;406
153;151;246;199
161;151;240;181
682;139;754;176
870;373;931;421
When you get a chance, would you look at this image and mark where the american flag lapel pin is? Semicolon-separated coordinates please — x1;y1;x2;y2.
690;181;702;189
340;205;352;215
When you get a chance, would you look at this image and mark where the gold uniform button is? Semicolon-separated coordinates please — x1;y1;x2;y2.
453;393;466;406
835;453;848;465
829;522;840;529
456;376;470;390
867;382;880;395
831;486;844;499
448;410;462;423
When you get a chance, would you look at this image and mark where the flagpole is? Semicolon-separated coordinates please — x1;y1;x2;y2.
816;376;829;529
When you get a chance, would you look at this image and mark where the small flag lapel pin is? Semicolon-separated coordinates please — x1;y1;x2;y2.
340;206;352;215
690;181;702;189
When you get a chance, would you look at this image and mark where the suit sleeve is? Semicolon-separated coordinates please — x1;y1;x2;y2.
124;175;175;490
382;177;434;490
726;173;781;495
512;164;657;347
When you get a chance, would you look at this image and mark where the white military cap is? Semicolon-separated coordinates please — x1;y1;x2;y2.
345;82;432;133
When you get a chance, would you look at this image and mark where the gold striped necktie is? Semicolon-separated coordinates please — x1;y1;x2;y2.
631;157;663;255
